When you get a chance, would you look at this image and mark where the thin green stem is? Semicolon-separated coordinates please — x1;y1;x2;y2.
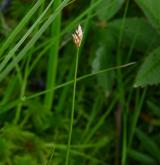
128;88;147;146
56;62;75;112
84;97;117;144
56;0;95;113
0;63;135;115
13;57;30;125
116;1;129;165
65;47;80;165
25;62;135;101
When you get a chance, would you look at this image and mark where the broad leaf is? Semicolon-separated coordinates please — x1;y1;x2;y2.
92;28;116;97
96;0;125;20
134;47;160;87
135;0;160;33
108;17;160;52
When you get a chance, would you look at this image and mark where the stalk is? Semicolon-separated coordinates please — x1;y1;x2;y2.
65;25;83;165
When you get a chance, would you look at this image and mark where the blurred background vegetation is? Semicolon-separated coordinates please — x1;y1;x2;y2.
0;0;160;164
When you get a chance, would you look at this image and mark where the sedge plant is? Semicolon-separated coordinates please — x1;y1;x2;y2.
65;24;83;165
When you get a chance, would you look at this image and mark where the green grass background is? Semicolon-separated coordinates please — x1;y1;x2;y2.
0;0;160;164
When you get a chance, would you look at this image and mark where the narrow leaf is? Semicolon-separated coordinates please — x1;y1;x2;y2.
128;148;156;164
136;128;160;163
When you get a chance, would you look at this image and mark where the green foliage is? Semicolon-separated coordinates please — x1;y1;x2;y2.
147;100;160;117
134;47;160;87
132;0;160;88
136;129;160;163
92;17;160;92
26;100;52;131
92;28;116;96
10;0;32;20
128;149;156;164
96;0;125;20
108;17;160;52
0;138;13;160
14;155;38;165
135;0;160;32
0;0;160;164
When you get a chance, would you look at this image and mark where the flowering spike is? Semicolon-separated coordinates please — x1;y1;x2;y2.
72;24;83;48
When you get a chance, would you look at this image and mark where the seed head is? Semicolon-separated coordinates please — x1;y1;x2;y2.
72;24;83;48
